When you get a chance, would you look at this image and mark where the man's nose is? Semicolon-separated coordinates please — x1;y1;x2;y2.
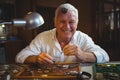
65;22;70;28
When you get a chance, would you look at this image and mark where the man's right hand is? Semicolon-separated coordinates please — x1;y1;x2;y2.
37;52;55;64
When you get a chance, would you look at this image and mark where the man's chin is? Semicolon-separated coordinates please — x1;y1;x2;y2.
64;36;72;40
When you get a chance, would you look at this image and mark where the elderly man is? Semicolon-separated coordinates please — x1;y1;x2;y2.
16;3;109;64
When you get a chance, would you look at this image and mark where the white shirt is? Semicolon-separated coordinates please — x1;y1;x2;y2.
16;28;109;63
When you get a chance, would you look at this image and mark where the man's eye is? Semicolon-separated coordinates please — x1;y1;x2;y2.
61;21;65;23
59;20;65;23
69;21;75;24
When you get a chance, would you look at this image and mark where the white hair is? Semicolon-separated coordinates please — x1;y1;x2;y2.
55;3;78;19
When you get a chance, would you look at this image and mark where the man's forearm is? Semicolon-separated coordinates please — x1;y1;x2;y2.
24;55;38;64
75;51;97;62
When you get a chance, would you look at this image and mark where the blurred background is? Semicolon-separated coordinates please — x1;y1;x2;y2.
0;0;120;64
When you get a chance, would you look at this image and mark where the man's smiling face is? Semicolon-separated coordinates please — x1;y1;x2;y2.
55;11;78;42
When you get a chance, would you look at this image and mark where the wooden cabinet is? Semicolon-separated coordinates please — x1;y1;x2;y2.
95;0;120;47
95;0;120;61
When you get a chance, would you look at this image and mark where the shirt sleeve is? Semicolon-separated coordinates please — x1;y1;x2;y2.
80;33;109;63
15;47;37;63
15;34;42;63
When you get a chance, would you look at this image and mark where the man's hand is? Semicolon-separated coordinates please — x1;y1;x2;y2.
63;44;96;62
63;44;81;56
37;52;55;64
